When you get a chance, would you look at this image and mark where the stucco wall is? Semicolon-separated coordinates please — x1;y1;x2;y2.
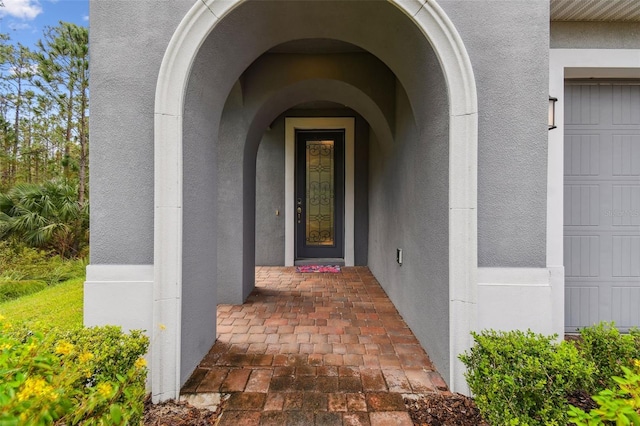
180;37;221;384
551;22;640;49
368;72;450;379
89;0;191;264
215;51;395;303
255;117;286;266
90;0;551;389
440;0;550;268
90;1;550;268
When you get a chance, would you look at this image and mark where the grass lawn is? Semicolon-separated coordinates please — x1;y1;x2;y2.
0;277;84;329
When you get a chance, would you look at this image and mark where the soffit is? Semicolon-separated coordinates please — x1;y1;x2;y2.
551;0;640;22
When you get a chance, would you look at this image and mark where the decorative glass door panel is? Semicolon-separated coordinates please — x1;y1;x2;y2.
295;130;344;259
306;140;335;247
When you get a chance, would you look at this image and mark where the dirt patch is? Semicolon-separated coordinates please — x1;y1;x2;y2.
404;390;597;426
566;390;598;413
143;396;224;426
405;393;489;426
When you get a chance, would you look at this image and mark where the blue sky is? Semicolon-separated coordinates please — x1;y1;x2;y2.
0;0;88;47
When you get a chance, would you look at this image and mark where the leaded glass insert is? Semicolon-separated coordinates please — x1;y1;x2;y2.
305;140;335;246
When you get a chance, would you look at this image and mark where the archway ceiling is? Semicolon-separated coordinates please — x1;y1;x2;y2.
244;78;395;157
195;0;445;127
268;39;365;54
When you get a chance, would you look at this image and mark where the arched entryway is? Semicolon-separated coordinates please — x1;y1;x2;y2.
152;0;477;402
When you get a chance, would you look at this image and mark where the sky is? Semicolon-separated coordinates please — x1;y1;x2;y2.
0;0;88;47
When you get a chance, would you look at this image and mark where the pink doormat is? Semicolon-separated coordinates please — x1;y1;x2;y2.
295;265;341;273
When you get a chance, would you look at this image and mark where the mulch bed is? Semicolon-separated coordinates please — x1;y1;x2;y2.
143;391;597;425
405;393;489;426
143;396;223;426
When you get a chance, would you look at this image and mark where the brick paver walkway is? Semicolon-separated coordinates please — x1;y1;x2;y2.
181;266;448;425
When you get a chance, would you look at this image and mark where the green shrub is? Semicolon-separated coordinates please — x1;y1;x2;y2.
55;326;149;384
0;316;149;425
460;329;595;426
0;180;89;258
629;328;640;360
0;241;85;288
568;360;640;426
578;323;640;390
0;279;47;302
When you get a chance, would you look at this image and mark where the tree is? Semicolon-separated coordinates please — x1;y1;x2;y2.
1;43;36;186
0;180;88;258
35;23;89;205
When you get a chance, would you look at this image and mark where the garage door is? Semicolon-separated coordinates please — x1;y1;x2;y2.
564;81;640;332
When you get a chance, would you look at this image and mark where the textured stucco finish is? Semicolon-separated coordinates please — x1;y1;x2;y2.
89;0;191;264
369;67;450;379
214;52;395;303
440;0;549;268
178;0;466;385
551;22;640;49
88;0;557;396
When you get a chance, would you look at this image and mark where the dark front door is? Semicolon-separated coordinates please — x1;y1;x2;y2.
295;129;345;260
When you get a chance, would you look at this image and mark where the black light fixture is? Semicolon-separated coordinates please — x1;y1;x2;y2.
548;96;558;130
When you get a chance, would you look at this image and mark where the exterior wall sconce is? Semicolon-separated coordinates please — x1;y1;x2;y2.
548;96;558;130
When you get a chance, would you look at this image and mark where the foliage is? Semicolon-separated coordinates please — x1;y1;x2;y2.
0;241;85;283
0;180;89;257
568;360;640;426
35;22;89;204
0;279;46;302
0;317;148;425
578;323;640;391
0;277;83;330
460;329;595;426
0;22;88;195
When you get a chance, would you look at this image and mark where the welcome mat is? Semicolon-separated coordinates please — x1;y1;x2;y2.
296;265;341;273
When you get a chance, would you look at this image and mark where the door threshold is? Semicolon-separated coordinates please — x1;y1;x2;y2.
294;258;345;266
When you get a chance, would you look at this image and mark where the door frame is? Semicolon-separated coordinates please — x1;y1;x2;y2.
548;49;640;334
295;129;346;260
285;117;355;266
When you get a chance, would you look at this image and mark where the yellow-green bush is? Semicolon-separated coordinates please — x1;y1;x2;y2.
0;316;148;425
578;323;640;391
460;329;595;426
568;360;640;425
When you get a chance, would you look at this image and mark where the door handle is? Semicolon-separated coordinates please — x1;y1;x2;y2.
297;207;302;223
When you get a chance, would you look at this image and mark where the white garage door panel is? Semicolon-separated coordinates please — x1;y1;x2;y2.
612;287;640;328
612;85;640;125
565;135;600;176
565;82;640;332
613;135;640;176
564;185;600;226
565;286;600;329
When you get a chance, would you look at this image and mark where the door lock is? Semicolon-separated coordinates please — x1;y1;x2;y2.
296;206;302;223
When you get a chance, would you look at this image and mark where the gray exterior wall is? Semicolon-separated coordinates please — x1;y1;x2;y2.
368;74;450;378
551;22;640;49
440;0;550;268
90;0;551;385
89;0;191;264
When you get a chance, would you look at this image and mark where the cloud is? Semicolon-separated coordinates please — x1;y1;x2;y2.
0;0;43;20
83;15;88;22
8;21;33;31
